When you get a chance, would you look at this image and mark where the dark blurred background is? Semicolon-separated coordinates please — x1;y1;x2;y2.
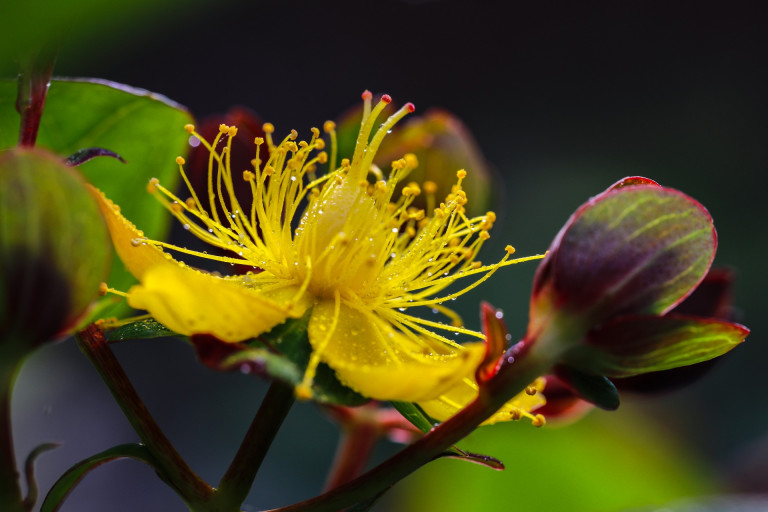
4;1;767;510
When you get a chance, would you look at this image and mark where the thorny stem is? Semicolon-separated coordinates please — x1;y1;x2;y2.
76;325;214;506
212;380;295;509
16;50;55;147
266;351;553;512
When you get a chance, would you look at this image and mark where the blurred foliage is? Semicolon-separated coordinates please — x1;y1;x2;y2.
395;407;715;512
0;79;191;317
0;0;200;75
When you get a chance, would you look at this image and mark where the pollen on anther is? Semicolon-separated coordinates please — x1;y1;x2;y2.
315;138;326;150
525;386;537;396
323;120;336;133
423;181;438;194
404;153;418;168
254;137;264;145
243;170;256;182
184;124;195;134
263;123;275;134
317;152;328;164
456;169;467;179
175;156;186;165
532;414;546;427
289;129;298;140
219;124;229;134
228;126;239;137
98;282;108;296
147;178;159;193
479;231;491;241
505;245;516;255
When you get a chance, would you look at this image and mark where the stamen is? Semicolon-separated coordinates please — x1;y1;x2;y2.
296;289;341;400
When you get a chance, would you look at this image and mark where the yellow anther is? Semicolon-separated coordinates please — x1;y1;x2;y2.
314;138;326;150
219;124;229;134
311;127;320;138
250;158;260;168
450;254;461;264
263;123;275;134
323;120;336;133
228;126;238;137
254;137;264;145
358;179;369;188
505;245;516;255
525;386;537;396
392;158;407;170
317;152;328;164
175;156;186;165
423;181;438;194
402;186;414;197
479;231;491;240
509;408;523;421
341;158;351;168
287;142;299;153
532;414;546;427
375;181;387;194
404;153;418;168
264;166;275;176
486;211;497;223
289;129;298;140
448;238;461;247
410;209;425;221
298;141;309;149
406;182;421;195
185;198;196;209
406;226;416;238
295;384;312;401
456;169;467;179
470;261;482;269
335;175;344;185
243;170;256;182
171;202;183;213
184;124;195;134
147;177;159;193
98;282;108;296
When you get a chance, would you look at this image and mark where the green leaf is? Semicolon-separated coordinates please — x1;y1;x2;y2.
396;408;717;512
0;78;193;318
576;314;748;378
553;365;620;410
391;401;435;433
40;443;156;512
103;318;176;342
391;402;505;470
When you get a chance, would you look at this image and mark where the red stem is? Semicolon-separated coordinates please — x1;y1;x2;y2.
323;423;378;492
75;325;213;505
16;51;55;147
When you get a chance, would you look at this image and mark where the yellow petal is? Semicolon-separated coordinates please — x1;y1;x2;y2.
419;375;546;425
308;299;485;402
89;185;172;279
128;263;309;342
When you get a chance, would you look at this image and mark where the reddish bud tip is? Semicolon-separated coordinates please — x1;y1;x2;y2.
405;102;416;112
381;94;392;104
361;90;372;100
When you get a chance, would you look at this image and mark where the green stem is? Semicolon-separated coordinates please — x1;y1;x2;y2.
75;325;213;506
266;352;552;512
16;50;55;147
211;380;295;509
0;342;26;512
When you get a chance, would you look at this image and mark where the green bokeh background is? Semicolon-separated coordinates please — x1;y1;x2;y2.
3;1;766;511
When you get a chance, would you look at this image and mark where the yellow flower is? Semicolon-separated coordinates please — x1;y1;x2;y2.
93;92;545;424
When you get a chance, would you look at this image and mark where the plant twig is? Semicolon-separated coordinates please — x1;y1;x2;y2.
212;380;295;509
76;325;213;505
